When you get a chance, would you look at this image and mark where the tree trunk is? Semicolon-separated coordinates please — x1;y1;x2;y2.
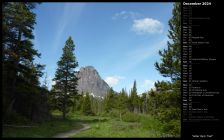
72;97;75;113
62;102;66;120
138;105;140;113
63;68;68;120
134;106;137;113
5;98;16;118
62;95;66;120
63;111;65;120
7;30;21;118
11;30;21;101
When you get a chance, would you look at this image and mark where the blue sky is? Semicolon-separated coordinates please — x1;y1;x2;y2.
33;2;174;94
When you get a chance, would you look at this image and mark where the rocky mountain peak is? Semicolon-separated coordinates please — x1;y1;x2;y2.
77;66;110;97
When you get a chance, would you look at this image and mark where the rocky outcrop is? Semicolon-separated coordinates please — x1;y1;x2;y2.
77;66;110;97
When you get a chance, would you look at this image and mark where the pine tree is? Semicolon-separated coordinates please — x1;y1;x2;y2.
155;3;181;82
52;36;79;119
104;87;115;113
130;80;138;113
2;2;49;121
152;3;181;135
77;91;85;111
140;93;148;114
117;88;128;121
82;92;92;115
3;2;41;95
154;80;172;91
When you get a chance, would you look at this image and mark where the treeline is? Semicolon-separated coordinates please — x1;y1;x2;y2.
69;81;180;117
64;79;180;135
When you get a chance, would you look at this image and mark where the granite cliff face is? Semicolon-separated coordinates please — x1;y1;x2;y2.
76;66;110;97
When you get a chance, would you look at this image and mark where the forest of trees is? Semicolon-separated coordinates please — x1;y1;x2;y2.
2;3;50;123
2;2;181;136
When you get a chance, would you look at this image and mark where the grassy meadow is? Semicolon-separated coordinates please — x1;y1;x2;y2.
3;110;179;138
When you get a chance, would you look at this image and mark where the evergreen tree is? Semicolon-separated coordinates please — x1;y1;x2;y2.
140;93;148;114
90;95;101;115
130;80;138;113
153;3;181;114
2;2;50;121
52;36;79;119
96;97;104;115
3;2;41;95
117;88;128;120
104;87;115;112
77;91;85;111
152;3;181;135
82;92;92;115
155;3;181;82
154;81;172;91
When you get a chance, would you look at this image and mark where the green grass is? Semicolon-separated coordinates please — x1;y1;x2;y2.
2;110;180;138
71;113;179;138
2;111;83;138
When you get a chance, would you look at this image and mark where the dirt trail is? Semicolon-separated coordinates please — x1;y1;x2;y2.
53;123;90;138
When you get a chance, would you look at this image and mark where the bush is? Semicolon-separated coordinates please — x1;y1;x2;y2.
3;111;31;125
109;109;120;118
122;112;140;122
156;107;180;122
162;120;180;137
98;111;109;117
82;111;95;116
140;115;163;131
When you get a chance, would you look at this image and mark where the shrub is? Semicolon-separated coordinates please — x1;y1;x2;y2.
162;120;181;137
109;109;120;118
3;111;31;125
122;112;140;122
156;107;180;122
140;115;163;132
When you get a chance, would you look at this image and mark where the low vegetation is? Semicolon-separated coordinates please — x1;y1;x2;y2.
3;119;82;138
72;113;179;138
3;111;180;138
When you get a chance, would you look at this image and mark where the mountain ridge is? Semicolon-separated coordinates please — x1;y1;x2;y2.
76;66;110;97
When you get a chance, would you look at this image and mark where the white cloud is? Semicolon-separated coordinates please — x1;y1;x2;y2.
45;75;55;90
105;76;125;87
51;79;56;87
112;12;163;35
132;18;163;34
112;11;143;20
141;79;155;91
